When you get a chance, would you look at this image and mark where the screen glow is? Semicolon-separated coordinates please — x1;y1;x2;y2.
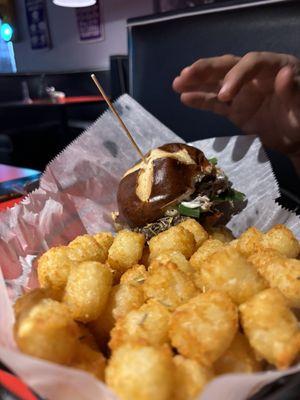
53;0;96;7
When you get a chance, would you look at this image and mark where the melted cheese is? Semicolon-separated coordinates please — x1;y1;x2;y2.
124;148;196;202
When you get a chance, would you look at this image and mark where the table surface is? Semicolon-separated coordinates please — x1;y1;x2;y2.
0;196;24;211
0;95;105;108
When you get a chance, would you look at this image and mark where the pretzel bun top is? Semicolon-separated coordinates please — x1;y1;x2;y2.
117;143;212;227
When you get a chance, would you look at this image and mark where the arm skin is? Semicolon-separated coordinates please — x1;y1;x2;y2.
173;52;300;174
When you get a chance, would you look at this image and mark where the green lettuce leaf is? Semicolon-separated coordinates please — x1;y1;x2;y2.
209;157;218;165
214;190;246;202
178;203;201;218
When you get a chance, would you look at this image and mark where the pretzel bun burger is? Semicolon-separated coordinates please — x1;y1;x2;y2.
114;143;245;239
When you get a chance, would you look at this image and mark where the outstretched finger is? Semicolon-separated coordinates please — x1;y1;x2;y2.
173;54;239;93
275;65;300;106
180;92;230;116
218;52;296;102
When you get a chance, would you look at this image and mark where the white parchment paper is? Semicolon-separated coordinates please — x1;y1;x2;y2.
0;94;299;400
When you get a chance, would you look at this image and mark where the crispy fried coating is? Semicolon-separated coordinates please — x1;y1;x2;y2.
189;239;225;271
214;332;262;375
262;225;300;258
14;288;62;320
237;225;299;258
71;342;106;380
173;355;214;400
93;232;114;260
228;239;239;248
237;227;264;257
192;272;205;292
37;246;74;290
109;299;170;350
120;264;148;286
105;344;174;400
149;225;196;260
178;219;209;248
143;262;198;310
207;226;235;243
239;288;300;369
249;249;300;308
68;234;106;263
169;291;238;366
14;298;79;365
63;261;113;322
201;247;267;304
89;283;144;344
151;251;194;275
108;230;145;273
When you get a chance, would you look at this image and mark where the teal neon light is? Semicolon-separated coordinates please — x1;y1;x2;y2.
1;23;13;42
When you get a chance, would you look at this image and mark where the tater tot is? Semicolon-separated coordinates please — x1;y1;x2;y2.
143;262;198;310
151;251;194;275
108;230;145;273
64;261;113;322
238;225;299;258
189;239;225;271
239;288;300;369
228;239;239;249
149;225;196;260
120;264;148;286
109;284;145;321
207;226;235;243
214;332;262;375
105;344;174;400
169;291;238;366
249;250;300;308
37;246;74;290
173;355;214;400
68;234;106;263
178;218;209;248
93;232;114;260
109;299;171;350
14;298;79;364
201;247;267;304
262;225;300;258
14;288;62;320
89;283;144;344
71;342;106;380
237;227;264;257
192;272;205;291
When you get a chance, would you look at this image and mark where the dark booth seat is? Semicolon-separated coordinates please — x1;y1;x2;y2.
128;0;300;201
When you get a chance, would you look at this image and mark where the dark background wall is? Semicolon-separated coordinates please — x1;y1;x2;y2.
12;0;152;73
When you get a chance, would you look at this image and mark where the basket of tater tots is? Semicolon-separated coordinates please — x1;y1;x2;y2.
0;95;299;400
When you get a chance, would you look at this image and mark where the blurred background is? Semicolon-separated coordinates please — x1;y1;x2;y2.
0;0;299;208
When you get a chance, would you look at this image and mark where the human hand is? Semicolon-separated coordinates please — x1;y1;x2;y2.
173;52;300;172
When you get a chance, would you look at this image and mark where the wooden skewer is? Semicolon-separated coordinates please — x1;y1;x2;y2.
161;198;178;210
91;73;146;162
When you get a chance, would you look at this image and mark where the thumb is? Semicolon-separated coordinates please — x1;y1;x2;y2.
275;65;300;105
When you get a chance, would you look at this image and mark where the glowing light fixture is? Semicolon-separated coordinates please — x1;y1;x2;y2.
53;0;96;7
0;22;13;42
